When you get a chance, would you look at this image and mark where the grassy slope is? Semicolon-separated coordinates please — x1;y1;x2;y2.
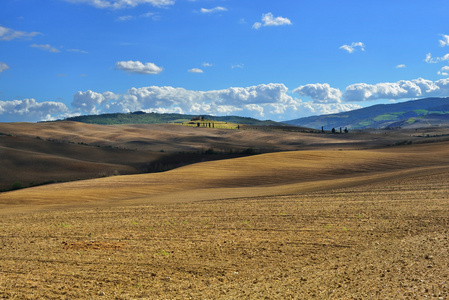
286;97;449;129
63;112;282;126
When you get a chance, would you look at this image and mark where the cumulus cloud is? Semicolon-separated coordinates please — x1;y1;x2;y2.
340;42;365;53
72;90;119;114
70;84;310;120
0;62;10;73
201;6;227;14
440;34;449;47
115;60;163;74
62;0;174;9
0;25;41;41
188;68;203;73
0;99;69;122
396;64;406;68
293;83;342;104
68;83;364;121
30;44;60;53
252;13;292;29
342;78;449;102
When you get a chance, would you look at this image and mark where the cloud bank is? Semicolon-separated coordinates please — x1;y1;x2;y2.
293;83;342;104
69;83;359;121
3;78;449;122
0;99;69;122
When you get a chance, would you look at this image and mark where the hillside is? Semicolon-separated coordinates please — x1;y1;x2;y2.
0;121;361;192
2;120;449;193
286;97;449;129
63;111;283;126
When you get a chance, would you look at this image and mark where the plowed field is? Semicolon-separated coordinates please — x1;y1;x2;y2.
1;142;449;298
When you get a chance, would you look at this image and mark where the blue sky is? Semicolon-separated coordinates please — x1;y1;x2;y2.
1;0;449;122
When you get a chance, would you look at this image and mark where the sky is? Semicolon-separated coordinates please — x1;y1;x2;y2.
1;0;449;122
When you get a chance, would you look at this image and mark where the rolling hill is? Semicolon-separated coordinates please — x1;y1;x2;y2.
62;111;283;126
285;97;449;130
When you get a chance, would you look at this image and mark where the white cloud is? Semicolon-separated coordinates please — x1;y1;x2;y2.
293;83;342;104
67;48;88;54
116;12;158;22
252;22;262;30
425;53;437;63
0;62;10;73
0;25;41;41
72;90;119;114
202;62;212;67
201;6;227;14
188;68;203;73
116;15;134;21
71;83;333;120
0;99;69;122
425;52;449;64
231;64;244;69
342;78;449;102
340;42;365;53
252;13;292;29
440;34;449;47
62;0;174;9
438;66;449;76
30;44;60;53
115;60;163;74
396;64;406;68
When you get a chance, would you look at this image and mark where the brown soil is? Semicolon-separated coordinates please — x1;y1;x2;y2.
1;121;449;192
0;135;449;298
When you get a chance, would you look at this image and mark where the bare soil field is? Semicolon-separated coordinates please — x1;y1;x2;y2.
1;121;449;192
1;135;449;298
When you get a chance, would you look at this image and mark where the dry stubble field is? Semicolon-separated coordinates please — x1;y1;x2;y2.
1;133;449;298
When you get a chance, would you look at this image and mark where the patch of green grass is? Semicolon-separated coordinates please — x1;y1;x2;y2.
413;109;428;115
405;118;417;124
373;114;399;122
242;220;253;228
155;250;170;256
56;223;72;228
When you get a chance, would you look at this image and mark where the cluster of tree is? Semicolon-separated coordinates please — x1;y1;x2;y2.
321;126;349;133
191;116;205;121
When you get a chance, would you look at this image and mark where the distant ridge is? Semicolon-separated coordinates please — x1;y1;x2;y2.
61;112;283;126
285;97;449;130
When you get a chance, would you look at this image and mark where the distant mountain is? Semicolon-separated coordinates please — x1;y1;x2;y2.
61;112;283;126
285;97;449;130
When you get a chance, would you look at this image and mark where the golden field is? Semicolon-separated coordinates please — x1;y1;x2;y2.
1;122;449;299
